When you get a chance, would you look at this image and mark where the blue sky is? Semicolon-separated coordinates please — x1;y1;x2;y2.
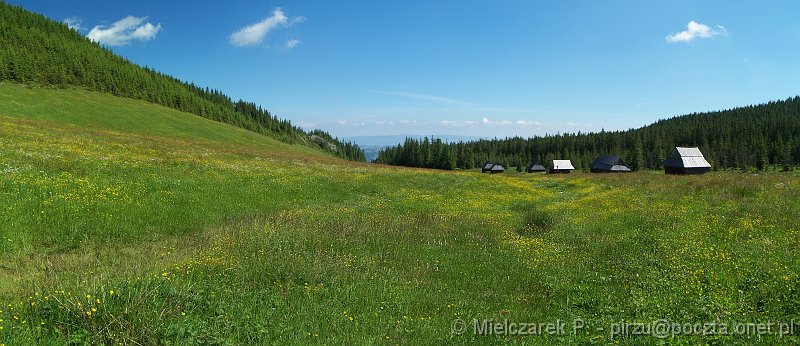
10;0;800;138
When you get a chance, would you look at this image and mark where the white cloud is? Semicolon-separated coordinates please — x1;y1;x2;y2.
442;117;539;128
87;16;161;46
230;8;303;47
566;122;594;128
514;120;542;126
64;17;84;31
286;39;301;49
479;117;512;126
131;22;160;41
666;21;724;43
441;119;494;127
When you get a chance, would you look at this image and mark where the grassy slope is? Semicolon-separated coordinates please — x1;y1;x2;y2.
1;83;800;344
0;83;328;156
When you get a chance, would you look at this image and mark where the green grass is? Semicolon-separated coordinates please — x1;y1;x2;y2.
0;82;324;156
1;83;800;344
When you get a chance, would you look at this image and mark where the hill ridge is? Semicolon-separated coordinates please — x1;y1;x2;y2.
0;2;365;162
376;96;800;171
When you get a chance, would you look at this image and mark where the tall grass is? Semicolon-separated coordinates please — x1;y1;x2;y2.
1;84;799;344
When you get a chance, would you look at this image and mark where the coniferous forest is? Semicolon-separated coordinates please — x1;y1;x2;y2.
0;2;365;162
375;97;800;171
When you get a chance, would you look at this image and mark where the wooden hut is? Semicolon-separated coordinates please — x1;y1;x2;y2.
481;162;505;174
590;155;632;173
526;161;546;173
547;160;575;174
663;147;711;174
489;164;505;174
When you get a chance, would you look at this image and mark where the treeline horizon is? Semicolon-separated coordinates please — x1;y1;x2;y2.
375;96;800;171
0;2;365;162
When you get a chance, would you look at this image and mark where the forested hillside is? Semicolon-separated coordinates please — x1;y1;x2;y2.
0;2;365;161
376;97;800;171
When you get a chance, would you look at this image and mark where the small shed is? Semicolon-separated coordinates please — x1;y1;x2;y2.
590;155;632;173
526;161;546;173
548;160;575;174
664;147;711;174
489;164;505;174
481;161;495;173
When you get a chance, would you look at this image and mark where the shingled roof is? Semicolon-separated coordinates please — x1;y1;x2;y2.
664;147;711;168
489;164;505;173
482;161;505;173
590;155;632;173
526;161;546;172
664;147;711;174
550;160;575;170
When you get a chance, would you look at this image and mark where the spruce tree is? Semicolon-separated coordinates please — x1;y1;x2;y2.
630;137;644;171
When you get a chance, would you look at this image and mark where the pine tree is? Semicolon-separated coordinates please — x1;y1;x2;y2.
442;146;456;170
630;137;644;171
421;138;432;168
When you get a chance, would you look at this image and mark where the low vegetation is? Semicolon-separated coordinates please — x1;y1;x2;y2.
1;84;799;344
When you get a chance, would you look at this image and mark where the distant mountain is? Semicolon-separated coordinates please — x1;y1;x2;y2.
359;145;390;163
343;134;483;147
0;2;365;161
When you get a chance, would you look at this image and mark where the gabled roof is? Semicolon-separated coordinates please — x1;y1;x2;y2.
550;160;575;170
591;155;631;171
483;162;495;170
526;161;546;171
664;147;711;168
593;155;624;166
670;147;705;158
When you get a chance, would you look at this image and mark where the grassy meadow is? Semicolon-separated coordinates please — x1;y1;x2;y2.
1;83;800;344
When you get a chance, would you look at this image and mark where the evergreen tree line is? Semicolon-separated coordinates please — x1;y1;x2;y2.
375;96;800;171
376;137;458;170
0;2;365;162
